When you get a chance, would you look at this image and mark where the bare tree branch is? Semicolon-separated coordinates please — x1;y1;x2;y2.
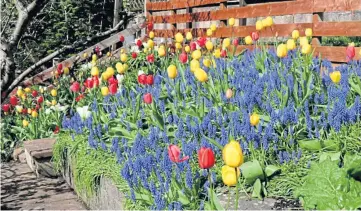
0;6;16;36
5;45;72;94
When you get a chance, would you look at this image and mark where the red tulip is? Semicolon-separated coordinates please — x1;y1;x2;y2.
251;31;259;41
10;96;18;106
147;54;155;63
95;46;100;53
35;104;40;110
146;75;154;85
346;46;355;62
2;104;10;112
198;147;215;169
143;93;152;104
108;77;118;85
119;35;125;42
168;145;189;163
221;49;227;58
138;74;147;85
147;22;154;31
31;90;38;98
75;94;85;102
93;76;99;87
233;38;239;46
197;37;207;48
70;81;80;92
84;78;94;89
37;96;44;104
54;126;60;134
22;107;28;115
136;39;143;48
109;83;118;95
190;42;197;51
179;52;188;63
57;63;63;71
132;52;137;59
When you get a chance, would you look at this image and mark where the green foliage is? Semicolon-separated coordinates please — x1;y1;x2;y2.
322;37;361;47
294;157;361;210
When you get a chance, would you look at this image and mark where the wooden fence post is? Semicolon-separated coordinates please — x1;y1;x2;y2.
239;0;247;26
219;2;227;27
312;12;323;46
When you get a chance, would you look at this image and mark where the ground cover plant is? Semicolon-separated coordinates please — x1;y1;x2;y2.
2;18;361;210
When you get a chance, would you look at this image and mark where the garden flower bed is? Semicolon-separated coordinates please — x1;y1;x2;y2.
2;19;361;210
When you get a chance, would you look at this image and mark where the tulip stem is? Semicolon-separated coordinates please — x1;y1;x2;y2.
207;169;214;209
235;167;239;210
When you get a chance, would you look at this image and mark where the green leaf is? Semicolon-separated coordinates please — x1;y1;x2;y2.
265;165;281;177
240;160;265;185
177;190;190;205
298;139;322;151
208;188;225;210
251;178;262;199
132;94;141;123
201;134;223;150
344;153;361;181
319;152;341;163
295;159;361;210
204;201;212;210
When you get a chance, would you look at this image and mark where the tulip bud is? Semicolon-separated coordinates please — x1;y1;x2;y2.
232;39;239;46
179;52;188;64
132;52;137;59
251;31;259;42
10;96;18;106
119;35;125;42
250;113;260;126
330;71;341;84
226;89;233;99
143;93;153;104
198;147;215;169
167;65;178;79
222;140;244;167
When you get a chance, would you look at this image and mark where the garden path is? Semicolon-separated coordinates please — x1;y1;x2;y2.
1;162;87;210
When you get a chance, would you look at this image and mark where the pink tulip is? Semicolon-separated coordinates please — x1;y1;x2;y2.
168;145;189;163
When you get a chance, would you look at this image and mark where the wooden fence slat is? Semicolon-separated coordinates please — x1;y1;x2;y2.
146;0;226;11
153;21;361;38
148;0;361;24
313;21;361;37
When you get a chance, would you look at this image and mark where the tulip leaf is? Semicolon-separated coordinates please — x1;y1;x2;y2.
201;134;223;150
177;190;190;205
251;178;262;199
240;160;265;184
319;152;341;163
298;139;322;151
265;165;281;177
204;201;212;210
132;94;141;123
208;188;225;210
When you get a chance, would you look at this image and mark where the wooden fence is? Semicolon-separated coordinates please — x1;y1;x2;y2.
146;0;361;62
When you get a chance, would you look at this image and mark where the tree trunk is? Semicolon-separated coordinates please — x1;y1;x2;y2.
0;43;16;95
112;0;121;50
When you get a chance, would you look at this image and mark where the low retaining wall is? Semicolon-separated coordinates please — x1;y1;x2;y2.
61;149;125;210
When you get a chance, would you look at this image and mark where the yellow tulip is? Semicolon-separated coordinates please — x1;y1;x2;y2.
175;42;182;49
91;60;96;67
91;66;99;76
120;48;125;54
330;71;341;84
167;65;177;79
51;89;57;97
23;119;29;127
149;31;155;39
213;49;221;58
276;44;288;58
101;87;109;96
158;47;166;57
27;108;32;114
228;18;235;26
206;29;213;37
222;38;231;49
51;100;57;106
221;165;240;186
83;52;88;58
102;72;111;81
359;49;361;57
250;113;260;126
116;63;124;74
299;36;308;47
348;42;355;47
305;28;313;37
63;67;70;75
120;53;128;62
301;43;312;54
264;16;273;27
222;140;244;167
210;24;217;32
286;39;296;50
147;39;154;49
190;59;200;72
203;59;212;68
184;45;191;53
244;36;253;45
24;87;31;93
92;54;97;61
175;32;184;43
256;20;264;31
292;30;300;40
21;94;26;100
17;89;24;97
194;68;208;82
106;67;115;76
192;50;202;60
186;32;193;40
106;52;111;57
31;110;38;118
206;41;213;51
